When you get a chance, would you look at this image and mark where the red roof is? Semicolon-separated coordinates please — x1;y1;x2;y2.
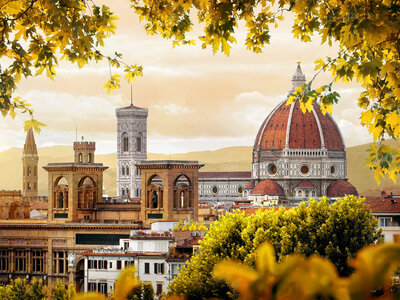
243;180;255;189
251;179;283;196
198;172;251;179
295;180;315;188
253;100;344;152
178;237;202;248
327;180;358;197
365;195;400;213
120;104;145;110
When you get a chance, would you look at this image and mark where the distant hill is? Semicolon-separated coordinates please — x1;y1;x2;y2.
0;142;398;197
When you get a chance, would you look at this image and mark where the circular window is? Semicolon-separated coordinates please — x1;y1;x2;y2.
237;187;243;194
212;186;218;194
330;166;335;174
268;163;277;175
300;165;309;174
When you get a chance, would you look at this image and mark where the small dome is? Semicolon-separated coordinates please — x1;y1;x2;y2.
251;179;283;196
327;180;358;197
295;180;315;188
243;180;255;189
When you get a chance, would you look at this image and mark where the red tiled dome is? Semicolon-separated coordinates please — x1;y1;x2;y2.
254;100;344;152
253;64;344;153
295;180;315;188
251;179;283;195
327;180;358;197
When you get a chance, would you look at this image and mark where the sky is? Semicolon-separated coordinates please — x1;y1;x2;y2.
0;1;372;155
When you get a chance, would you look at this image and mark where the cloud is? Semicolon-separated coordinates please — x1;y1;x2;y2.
153;103;192;115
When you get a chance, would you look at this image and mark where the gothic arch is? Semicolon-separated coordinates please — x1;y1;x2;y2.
122;132;129;152
146;175;163;209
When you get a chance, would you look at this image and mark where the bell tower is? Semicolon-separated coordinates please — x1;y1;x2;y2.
116;104;148;198
22;128;39;198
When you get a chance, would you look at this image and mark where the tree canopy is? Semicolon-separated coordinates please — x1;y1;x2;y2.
168;197;380;299
131;0;400;181
0;0;142;131
1;0;399;179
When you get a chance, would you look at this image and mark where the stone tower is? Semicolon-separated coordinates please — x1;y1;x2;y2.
73;140;95;164
22;128;39;198
115;104;148;198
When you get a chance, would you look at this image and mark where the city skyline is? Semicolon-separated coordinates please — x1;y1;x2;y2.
0;1;371;155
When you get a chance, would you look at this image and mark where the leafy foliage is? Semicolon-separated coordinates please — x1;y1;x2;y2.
127;278;154;300
0;0;142;131
214;242;400;300
173;219;207;231
0;278;48;299
131;0;400;181
168;196;380;299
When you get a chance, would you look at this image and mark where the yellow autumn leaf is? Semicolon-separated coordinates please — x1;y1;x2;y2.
112;265;138;300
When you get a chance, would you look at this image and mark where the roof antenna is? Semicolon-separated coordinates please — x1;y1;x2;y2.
130;84;133;106
75;125;78;142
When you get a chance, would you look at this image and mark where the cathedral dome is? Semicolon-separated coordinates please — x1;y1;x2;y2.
326;180;358;197
251;179;283;196
253;64;344;154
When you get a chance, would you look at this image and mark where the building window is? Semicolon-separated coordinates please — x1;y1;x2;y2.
212;186;218;194
98;260;108;270
53;251;67;274
28;166;32;176
109;262;112;269
237;187;243;194
300;165;309;174
126;166;129;175
79;153;82;163
117;260;122;270
331;165;335;174
88;282;97;292
32;250;44;273
98;282;107;294
156;283;163;296
123;135;129;152
88;153;93;163
122;166;125;176
379;217;392;227
144;262;150;274
124;242;129;250
268;163;277;175
0;250;9;272
154;263;164;274
15;250;27;272
136;137;142;152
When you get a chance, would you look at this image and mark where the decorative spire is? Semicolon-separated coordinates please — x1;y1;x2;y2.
291;61;306;90
23;128;38;156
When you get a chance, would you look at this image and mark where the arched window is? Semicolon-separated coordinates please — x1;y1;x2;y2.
28;166;32;176
126;166;129;175
78;153;82;163
122;189;125;196
136;137;142;152
122;166;125;176
88;153;93;163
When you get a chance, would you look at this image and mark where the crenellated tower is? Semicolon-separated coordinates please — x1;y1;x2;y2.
22;128;39;198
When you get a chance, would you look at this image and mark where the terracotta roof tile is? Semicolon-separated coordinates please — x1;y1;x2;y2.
365;196;400;213
327;180;358;197
251;179;283;196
